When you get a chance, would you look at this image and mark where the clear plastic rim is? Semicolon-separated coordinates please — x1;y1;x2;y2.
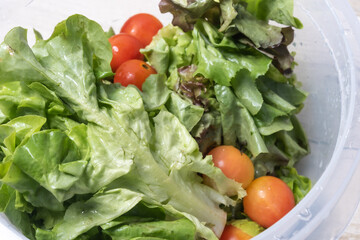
253;0;360;239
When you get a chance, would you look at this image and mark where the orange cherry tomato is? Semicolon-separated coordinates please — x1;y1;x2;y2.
114;59;156;91
243;176;295;228
220;225;252;240
121;13;163;46
108;33;144;72
208;146;254;189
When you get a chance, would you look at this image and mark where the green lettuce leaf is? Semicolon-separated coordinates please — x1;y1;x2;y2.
100;201;166;230
0;183;14;212
0;82;45;124
0;81;74;128
242;0;303;29
260;76;308;110
0;115;65;212
232;4;283;49
230;219;264;237
165;92;204;131
253;152;288;177
12;130;87;202
142;74;203;132
35;189;143;240
215;85;268;157
264;116;309;167
104;218;196;240
141;74;172;111
1;155;64;213
2;115;46;149
276;166;312;204
33;14;113;80
0;184;35;240
34;208;65;230
218;0;238;32
191;110;222;155
254;103;287;127
257;79;297;114
14;191;33;214
231;69;263;115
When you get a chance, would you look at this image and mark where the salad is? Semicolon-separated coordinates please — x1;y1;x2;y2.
0;0;312;239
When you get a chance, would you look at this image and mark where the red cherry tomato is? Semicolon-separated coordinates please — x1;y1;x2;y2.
121;13;163;47
220;225;252;240
108;33;144;72
114;59;156;91
243;176;295;228
208;146;254;189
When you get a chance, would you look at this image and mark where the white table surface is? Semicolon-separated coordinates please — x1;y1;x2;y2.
340;1;360;240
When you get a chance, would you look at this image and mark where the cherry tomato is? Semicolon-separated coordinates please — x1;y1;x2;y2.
108;33;144;72
220;225;252;240
114;59;156;91
121;13;163;46
243;176;295;228
208;146;254;189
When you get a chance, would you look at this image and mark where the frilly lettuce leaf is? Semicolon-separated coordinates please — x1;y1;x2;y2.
12;130;87;202
276;166;312;204
141;24;194;76
242;0;303;29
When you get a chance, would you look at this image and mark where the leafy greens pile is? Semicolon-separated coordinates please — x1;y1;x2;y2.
0;15;245;240
0;0;311;239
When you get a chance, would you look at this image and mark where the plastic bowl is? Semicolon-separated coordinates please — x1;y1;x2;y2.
1;0;360;239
